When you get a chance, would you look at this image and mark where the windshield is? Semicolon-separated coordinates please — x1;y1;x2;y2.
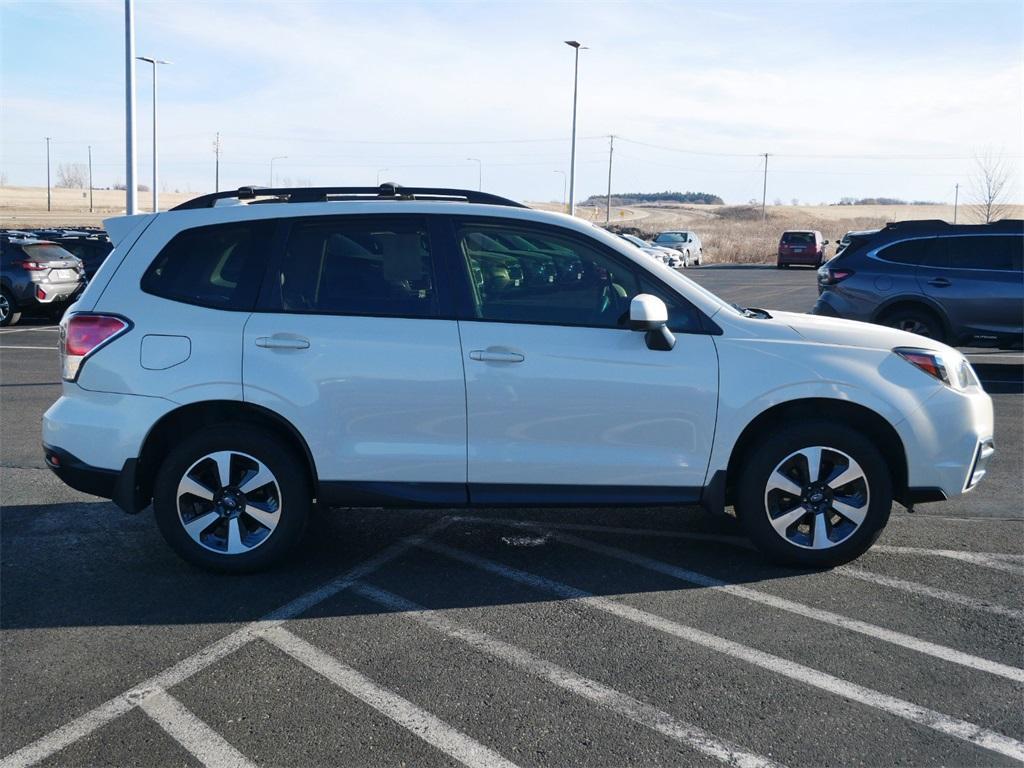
654;233;685;243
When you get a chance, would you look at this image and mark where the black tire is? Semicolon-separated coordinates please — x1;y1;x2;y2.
153;425;310;572
0;289;20;327
879;305;946;344
735;421;892;568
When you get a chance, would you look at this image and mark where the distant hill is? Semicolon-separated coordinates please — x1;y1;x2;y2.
836;197;941;206
582;191;724;206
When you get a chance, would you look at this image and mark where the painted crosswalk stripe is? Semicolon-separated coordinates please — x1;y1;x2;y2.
420;541;1024;763
136;688;256;768
352;582;783;768
263;626;520;768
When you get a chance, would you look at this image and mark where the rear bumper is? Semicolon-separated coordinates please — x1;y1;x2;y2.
778;253;820;265
43;443;141;512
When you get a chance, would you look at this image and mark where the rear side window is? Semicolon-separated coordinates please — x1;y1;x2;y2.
142;222;274;310
271;217;439;318
875;239;932;265
941;235;1022;271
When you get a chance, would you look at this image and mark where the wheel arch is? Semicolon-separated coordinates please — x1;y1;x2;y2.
134;400;319;512
871;295;953;341
724;398;908;509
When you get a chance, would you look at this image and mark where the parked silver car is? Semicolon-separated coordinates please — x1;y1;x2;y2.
652;231;703;267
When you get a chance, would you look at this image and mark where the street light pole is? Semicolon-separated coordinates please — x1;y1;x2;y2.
953;182;960;224
553;170;566;212
605;135;615;226
760;152;770;222
467;158;482;191
88;145;93;213
136;56;170;212
270;156;287;187
565;40;585;217
45;137;51;212
124;0;138;215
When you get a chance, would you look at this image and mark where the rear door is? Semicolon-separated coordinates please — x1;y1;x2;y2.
243;214;468;504
448;217;719;503
918;235;1024;344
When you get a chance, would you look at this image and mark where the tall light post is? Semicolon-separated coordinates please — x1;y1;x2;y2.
270;156;287;187
553;170;567;212
565;40;586;217
125;0;138;215
136;55;171;212
953;182;960;224
45;137;51;212
467;158;482;191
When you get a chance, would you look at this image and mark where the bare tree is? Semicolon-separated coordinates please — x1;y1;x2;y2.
57;163;87;189
970;151;1011;223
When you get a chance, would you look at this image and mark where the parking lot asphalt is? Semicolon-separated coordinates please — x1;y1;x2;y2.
1;266;1022;768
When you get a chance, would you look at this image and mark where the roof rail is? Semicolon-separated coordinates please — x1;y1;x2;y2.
882;218;1024;232
171;183;527;211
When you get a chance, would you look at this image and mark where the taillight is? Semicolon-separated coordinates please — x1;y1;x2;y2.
35;286;47;300
820;268;855;285
20;261;47;271
61;314;130;382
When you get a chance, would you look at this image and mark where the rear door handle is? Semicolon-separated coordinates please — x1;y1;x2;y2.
927;277;952;287
256;335;310;350
469;349;525;363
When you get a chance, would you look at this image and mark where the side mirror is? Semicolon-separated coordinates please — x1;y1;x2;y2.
629;294;675;351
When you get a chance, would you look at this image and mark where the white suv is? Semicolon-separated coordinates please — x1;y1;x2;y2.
43;185;994;572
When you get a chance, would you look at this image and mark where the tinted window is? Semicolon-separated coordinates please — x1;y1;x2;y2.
142;222;274;310
21;243;75;263
943;235;1021;271
457;222;700;332
273;217;439;318
654;233;684;243
876;239;932;265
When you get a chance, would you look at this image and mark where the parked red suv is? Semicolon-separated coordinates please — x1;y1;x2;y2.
777;230;827;268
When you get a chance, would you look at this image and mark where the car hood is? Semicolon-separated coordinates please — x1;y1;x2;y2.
769;310;945;353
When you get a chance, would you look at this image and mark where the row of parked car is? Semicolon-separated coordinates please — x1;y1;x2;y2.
618;230;704;268
0;229;112;326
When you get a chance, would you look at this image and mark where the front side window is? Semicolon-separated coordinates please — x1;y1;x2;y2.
272;217;438;318
142;222;274;310
456;221;700;332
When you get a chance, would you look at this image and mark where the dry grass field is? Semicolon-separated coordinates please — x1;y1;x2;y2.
3;186;1019;264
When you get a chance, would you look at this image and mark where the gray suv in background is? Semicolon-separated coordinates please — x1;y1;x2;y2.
812;220;1023;349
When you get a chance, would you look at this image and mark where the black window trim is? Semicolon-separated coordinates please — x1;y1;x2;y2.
253;213;459;320
439;214;720;335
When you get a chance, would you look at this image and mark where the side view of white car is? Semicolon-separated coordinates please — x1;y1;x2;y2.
43;185;994;572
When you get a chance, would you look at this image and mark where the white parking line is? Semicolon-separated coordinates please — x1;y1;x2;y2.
457;516;1023;618
0;520;449;768
0;345;57;351
549;531;1024;682
872;546;1024;575
838;567;1024;621
0;326;59;334
135;688;256;768
352;582;784;768
263;626;520;768
421;541;1024;763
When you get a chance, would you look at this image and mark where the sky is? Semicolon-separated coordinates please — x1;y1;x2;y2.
1;0;1022;206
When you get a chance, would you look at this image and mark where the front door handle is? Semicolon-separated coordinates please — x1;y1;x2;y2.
469;349;525;363
927;277;952;288
256;335;310;350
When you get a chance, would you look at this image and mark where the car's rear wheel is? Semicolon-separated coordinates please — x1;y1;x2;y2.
735;421;892;567
879;306;946;344
0;289;20;327
153;425;310;572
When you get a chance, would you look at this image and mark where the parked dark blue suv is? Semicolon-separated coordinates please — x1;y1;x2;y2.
812;220;1023;349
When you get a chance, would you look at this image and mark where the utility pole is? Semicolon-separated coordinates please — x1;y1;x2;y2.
45;137;51;212
953;182;959;224
605;135;615;226
565;40;585;217
125;0;138;215
88;145;93;213
761;152;770;222
213;132;220;192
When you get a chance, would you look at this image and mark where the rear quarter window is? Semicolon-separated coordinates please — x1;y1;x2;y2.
141;221;275;310
875;239;933;266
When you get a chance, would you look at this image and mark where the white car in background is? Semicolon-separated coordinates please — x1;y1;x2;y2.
653;230;703;267
617;233;681;265
43;184;993;572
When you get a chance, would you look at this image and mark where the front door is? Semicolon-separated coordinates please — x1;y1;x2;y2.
449;218;719;504
243;214;467;504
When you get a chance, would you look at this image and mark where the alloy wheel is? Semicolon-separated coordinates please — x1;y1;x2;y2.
176;450;281;555
763;446;870;550
0;294;9;323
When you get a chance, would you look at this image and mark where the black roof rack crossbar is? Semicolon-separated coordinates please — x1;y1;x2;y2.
171;183;527;210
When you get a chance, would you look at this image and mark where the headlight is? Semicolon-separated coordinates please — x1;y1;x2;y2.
894;347;976;390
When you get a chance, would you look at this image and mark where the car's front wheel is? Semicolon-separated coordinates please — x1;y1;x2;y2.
153;425;310;572
879;306;946;344
735;421;892;567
